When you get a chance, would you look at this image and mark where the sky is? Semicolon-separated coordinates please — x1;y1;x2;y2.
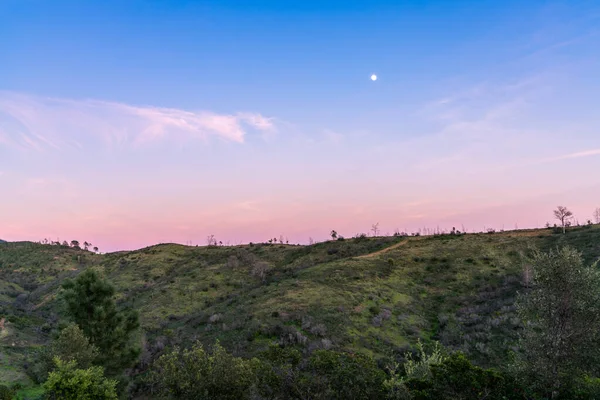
1;0;600;252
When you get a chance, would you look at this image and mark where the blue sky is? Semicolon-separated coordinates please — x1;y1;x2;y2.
1;0;600;251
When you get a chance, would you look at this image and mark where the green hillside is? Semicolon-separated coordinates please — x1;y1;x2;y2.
1;225;600;395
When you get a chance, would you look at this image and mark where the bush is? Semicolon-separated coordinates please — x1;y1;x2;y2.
403;353;522;400
43;358;118;400
149;340;261;400
0;385;13;400
30;323;99;383
305;350;386;400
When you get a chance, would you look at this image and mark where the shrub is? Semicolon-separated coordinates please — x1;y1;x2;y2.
369;305;381;315
306;350;386;400
149;340;261;400
43;358;118;400
404;340;446;381
31;323;98;383
0;385;13;400
403;352;522;400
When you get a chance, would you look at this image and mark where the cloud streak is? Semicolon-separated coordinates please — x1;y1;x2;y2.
0;91;275;151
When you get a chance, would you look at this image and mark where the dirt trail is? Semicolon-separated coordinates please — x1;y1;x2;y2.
356;239;411;259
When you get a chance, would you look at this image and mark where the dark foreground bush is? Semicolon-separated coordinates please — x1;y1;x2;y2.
404;353;525;400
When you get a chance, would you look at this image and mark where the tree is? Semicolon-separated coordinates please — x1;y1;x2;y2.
513;246;600;398
553;206;573;234
70;240;80;248
330;230;338;240
44;358;118;400
32;323;98;383
206;234;217;246
83;241;90;250
371;222;380;237
61;269;140;377
594;207;600;224
93;246;99;253
149;341;261;400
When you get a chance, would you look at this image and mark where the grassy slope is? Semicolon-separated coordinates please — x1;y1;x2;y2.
1;226;600;390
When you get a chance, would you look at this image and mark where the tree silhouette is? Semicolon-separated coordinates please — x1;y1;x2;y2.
371;223;380;237
553;206;573;234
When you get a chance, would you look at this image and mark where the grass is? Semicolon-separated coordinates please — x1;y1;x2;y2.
1;225;600;390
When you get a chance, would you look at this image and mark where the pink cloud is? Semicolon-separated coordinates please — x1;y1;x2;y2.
0;91;276;150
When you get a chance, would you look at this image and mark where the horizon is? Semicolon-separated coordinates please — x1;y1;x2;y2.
2;0;600;253
2;214;596;254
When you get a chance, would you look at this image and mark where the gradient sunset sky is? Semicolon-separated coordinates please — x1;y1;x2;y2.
1;0;599;252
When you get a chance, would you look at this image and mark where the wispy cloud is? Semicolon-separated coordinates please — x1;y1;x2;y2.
534;148;600;164
0;91;276;151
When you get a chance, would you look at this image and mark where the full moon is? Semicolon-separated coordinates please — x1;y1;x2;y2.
370;74;377;81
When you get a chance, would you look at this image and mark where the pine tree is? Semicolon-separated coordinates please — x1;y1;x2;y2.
61;269;140;377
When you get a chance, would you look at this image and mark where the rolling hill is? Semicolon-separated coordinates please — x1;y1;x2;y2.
1;225;600;395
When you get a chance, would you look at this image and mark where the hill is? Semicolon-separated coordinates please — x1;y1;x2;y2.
0;240;5;243
1;226;600;394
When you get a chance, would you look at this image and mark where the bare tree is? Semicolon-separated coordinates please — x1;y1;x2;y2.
206;235;217;246
371;222;380;237
594;207;600;224
553;206;573;234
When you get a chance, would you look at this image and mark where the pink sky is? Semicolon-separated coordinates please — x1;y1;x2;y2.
2;2;600;252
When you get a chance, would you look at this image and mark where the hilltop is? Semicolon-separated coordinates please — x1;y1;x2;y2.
1;225;600;394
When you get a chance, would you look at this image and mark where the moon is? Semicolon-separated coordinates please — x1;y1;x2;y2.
370;74;377;81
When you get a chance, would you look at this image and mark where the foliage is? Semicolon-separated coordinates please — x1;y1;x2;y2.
403;340;446;380
148;340;261;400
303;349;386;400
43;358;118;400
513;246;600;398
404;352;522;400
384;341;447;399
61;269;140;377
0;385;13;400
31;323;99;383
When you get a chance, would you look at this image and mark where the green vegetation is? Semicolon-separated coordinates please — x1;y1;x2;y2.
0;224;599;398
512;246;600;398
61;269;140;378
149;340;261;399
43;358;117;400
30;323;98;383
